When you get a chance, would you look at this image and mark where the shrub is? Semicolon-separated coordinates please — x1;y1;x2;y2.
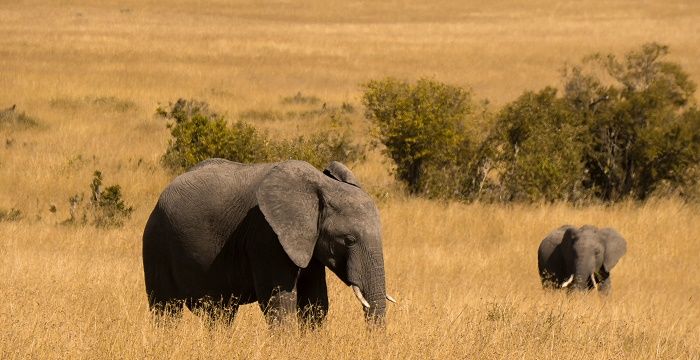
89;171;134;228
362;78;476;196
159;98;365;173
359;43;699;203
158;99;271;171
479;88;588;202
272;128;366;170
563;43;700;201
474;42;700;203
64;171;133;228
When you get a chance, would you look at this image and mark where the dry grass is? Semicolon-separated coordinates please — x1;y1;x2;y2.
2;200;698;358
1;1;699;358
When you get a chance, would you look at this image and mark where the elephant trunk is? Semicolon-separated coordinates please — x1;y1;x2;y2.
572;274;590;291
348;246;387;325
362;262;387;324
572;260;596;291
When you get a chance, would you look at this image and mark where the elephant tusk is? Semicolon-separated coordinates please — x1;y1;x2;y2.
386;294;397;304
590;273;598;290
561;274;574;288
351;285;370;308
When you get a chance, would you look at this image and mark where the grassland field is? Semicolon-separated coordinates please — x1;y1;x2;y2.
1;1;699;358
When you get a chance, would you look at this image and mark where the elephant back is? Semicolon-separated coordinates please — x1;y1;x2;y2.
157;161;274;223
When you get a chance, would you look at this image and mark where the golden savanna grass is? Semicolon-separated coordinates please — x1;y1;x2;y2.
1;0;699;358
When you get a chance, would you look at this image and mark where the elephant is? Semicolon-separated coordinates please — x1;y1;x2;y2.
142;158;394;326
537;225;627;294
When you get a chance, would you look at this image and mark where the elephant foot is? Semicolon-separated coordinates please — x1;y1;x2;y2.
187;296;240;326
297;304;327;329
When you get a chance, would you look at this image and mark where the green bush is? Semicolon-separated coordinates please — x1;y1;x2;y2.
473;42;700;202
158;99;271;171
479;88;588;202
563;43;700;201
359;44;699;203
158;98;365;173
272;128;366;170
64;171;133;228
89;171;134;228
362;78;476;196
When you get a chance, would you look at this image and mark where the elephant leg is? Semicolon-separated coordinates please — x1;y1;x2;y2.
296;258;328;328
247;220;300;326
539;270;557;289
598;277;612;295
144;225;184;318
259;287;297;326
146;268;185;319
149;297;184;319
187;296;240;325
593;267;612;295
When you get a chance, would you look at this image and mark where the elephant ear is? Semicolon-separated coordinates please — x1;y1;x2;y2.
257;161;322;268
560;227;578;246
323;161;361;188
599;228;627;271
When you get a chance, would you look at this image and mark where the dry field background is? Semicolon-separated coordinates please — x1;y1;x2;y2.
1;0;699;358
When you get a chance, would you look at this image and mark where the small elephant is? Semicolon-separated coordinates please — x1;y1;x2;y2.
537;225;627;294
142;159;394;326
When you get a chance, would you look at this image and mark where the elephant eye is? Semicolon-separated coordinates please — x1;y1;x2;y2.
344;236;357;246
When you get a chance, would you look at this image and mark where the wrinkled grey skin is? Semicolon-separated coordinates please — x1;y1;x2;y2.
538;225;627;294
142;159;387;326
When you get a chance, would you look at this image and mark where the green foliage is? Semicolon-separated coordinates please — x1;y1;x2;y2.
158;98;365;173
89;171;134;228
271;127;366;170
481;88;588;202
64;171;133;228
563;42;700;201
362;78;476;196
158;99;270;171
360;44;699;203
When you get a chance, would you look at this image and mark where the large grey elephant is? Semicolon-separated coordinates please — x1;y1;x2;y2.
537;225;627;294
142;159;394;326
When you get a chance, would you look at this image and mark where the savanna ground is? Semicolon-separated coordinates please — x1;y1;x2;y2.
1;0;699;358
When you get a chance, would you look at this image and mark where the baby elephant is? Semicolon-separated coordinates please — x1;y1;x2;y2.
538;225;627;294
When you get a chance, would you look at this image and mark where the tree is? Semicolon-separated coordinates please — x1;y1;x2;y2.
362;78;475;196
564;43;700;200
481;87;587;202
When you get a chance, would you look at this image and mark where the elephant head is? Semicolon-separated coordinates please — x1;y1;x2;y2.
256;160;391;323
558;225;627;292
